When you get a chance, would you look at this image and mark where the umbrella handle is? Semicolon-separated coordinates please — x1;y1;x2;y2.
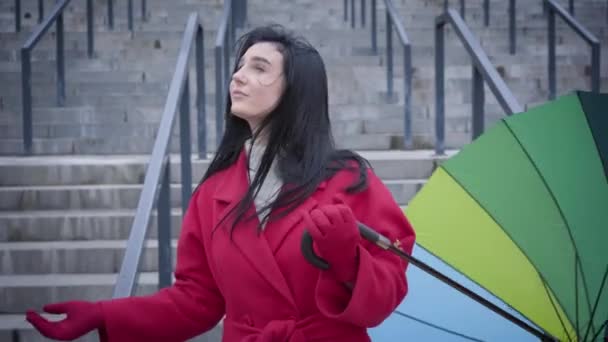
300;230;329;270
301;222;392;270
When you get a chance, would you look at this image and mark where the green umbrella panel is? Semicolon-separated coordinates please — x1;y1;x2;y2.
405;91;608;341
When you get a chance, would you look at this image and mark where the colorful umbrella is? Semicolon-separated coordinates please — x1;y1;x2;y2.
373;91;607;341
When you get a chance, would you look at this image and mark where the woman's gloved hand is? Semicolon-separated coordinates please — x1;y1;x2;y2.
301;199;361;284
26;300;104;341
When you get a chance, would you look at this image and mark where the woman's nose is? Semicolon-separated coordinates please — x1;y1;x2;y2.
232;68;247;84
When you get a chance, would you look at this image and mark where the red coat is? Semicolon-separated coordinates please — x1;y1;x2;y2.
100;149;416;341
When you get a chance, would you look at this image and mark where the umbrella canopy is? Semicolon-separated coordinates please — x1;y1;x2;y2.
372;91;607;341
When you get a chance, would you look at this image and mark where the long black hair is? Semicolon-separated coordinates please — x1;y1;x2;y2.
199;24;370;232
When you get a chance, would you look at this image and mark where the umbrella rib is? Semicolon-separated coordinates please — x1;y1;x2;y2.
582;264;608;342
439;164;566;341
542;274;574;342
392;309;486;341
503;120;594;337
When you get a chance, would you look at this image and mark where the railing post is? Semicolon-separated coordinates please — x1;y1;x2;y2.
196;26;207;158
128;0;134;31
361;0;366;27
403;44;413;149
435;20;445;155
386;11;393;99
548;8;556;99
371;0;377;54
351;0;355;28
180;78;193;214
108;0;114;30
484;0;489;26
344;0;348;22
444;0;448;12
230;3;236;53
510;0;516;55
56;12;65;106
157;160;172;290
460;0;465;19
569;0;574;15
15;0;21;32
142;0;147;22
472;66;485;139
591;44;600;92
87;0;94;58
21;48;32;155
223;37;230;87
38;0;43;23
215;46;224;148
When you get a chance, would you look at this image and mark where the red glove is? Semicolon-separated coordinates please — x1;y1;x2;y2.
26;301;105;341
301;202;361;284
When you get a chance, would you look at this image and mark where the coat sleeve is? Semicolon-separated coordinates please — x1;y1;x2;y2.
99;187;226;342
314;168;416;327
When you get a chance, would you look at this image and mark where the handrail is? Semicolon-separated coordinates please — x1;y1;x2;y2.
214;0;237;149
545;0;601;99
20;0;95;155
345;0;414;149
112;13;205;297
435;9;523;155
445;0;517;54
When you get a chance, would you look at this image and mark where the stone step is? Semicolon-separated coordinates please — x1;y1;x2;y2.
0;177;425;211
0;272;223;341
0;239;179;275
0;209;183;242
0;150;450;186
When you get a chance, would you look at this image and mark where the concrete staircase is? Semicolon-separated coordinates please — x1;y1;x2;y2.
365;0;608;148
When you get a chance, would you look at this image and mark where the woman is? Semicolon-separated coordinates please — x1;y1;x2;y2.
26;25;416;342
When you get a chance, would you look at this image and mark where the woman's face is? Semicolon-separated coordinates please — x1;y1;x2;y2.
230;42;286;132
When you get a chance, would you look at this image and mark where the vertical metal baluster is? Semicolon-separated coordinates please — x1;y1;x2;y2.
180;77;192;214
21;48;32;154
435;21;445;155
548;8;556;99
371;0;377;53
108;0;114;30
57;13;65;106
15;0;21;32
510;0;516;54
403;44;412;149
87;0;94;58
157;160;172;289
386;11;393;98
197;26;207;158
128;0;134;31
472;67;485;140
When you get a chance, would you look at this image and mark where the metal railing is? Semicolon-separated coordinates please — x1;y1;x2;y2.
214;0;241;148
445;0;517;54
20;0;95;155
545;0;601;100
112;13;206;297
435;9;523;155
14;0;45;32
106;0;147;31
345;0;414;149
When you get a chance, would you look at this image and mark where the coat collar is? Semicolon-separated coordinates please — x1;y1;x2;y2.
210;148;327;308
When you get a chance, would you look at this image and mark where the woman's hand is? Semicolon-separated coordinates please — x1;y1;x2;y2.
26;300;104;340
301;201;361;284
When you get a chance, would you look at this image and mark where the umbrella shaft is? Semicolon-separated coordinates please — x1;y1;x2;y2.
388;245;557;341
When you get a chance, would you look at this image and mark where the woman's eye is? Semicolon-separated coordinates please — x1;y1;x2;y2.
254;66;265;72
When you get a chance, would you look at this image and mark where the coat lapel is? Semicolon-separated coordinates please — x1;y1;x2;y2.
212;149;296;308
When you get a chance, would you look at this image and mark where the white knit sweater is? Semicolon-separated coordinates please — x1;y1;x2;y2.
245;139;283;228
